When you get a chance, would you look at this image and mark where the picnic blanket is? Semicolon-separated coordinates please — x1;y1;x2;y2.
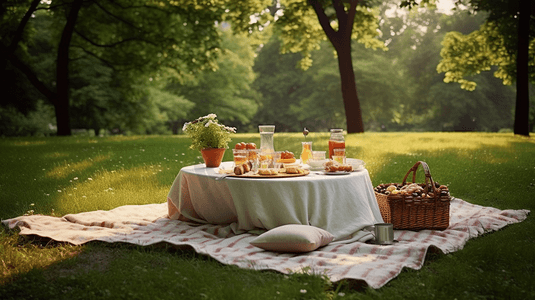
2;198;529;289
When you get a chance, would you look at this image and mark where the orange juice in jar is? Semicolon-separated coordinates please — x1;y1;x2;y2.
328;129;345;159
300;142;313;164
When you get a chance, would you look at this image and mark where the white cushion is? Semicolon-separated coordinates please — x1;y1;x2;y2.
250;224;334;253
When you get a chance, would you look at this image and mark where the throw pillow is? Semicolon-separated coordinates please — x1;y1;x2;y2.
250;224;334;253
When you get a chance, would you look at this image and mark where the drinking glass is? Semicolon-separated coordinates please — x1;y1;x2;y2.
247;149;260;172
333;148;346;164
232;149;247;166
273;151;283;169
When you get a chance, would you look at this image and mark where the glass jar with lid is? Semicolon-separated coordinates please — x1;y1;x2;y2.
328;129;345;159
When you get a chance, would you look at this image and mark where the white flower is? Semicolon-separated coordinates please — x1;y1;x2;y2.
182;122;191;132
206;113;217;119
224;126;237;133
300;289;307;294
205;120;213;127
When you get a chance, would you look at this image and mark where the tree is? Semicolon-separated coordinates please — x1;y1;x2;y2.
166;25;260;131
424;0;534;136
273;0;385;133
1;0;270;135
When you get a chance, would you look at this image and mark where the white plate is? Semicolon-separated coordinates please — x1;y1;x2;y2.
346;158;365;171
323;171;351;175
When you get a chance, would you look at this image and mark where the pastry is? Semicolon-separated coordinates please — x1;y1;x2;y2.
234;165;244;175
258;168;278;175
286;166;304;174
243;161;251;172
324;160;353;172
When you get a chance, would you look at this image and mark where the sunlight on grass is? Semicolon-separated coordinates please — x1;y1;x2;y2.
44;151;70;159
56;165;169;214
13;140;47;146
46;154;111;179
345;132;529;176
0;231;81;285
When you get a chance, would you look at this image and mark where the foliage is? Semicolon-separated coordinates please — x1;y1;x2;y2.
1;0;272;135
253;4;516;133
274;0;385;69
437;21;533;90
166;25;260;128
182;114;237;151
0;100;55;137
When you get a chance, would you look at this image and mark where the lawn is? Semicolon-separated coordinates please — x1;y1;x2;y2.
1;133;534;299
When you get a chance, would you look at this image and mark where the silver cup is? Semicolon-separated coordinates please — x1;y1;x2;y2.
371;223;394;245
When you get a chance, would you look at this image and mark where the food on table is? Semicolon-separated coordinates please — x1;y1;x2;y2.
235;142;256;150
286;166;305;174
324;160;353;172
234;164;244;175
258;168;279;175
233;161;252;175
374;182;450;198
233;153;248;166
277;150;296;163
243;161;251;172
235;142;246;149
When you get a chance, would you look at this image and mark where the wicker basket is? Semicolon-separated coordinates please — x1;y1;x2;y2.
374;161;451;230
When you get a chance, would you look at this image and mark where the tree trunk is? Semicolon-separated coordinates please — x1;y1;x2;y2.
513;0;531;137
309;0;365;133
55;0;84;136
335;42;364;133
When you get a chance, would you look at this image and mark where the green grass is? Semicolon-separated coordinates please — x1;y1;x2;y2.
1;133;534;299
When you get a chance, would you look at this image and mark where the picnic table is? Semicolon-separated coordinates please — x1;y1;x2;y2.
167;161;384;242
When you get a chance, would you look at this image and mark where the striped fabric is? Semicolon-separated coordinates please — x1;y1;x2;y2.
3;198;529;289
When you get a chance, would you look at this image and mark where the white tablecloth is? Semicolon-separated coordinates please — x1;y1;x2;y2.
167;162;384;243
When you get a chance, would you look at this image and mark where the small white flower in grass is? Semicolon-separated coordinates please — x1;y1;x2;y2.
338;292;345;297
300;289;307;294
88;178;92;181
30;203;35;206
57;190;62;192
74;177;78;180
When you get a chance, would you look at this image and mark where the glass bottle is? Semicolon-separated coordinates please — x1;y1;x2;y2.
258;125;275;153
300;141;313;164
328;129;345;159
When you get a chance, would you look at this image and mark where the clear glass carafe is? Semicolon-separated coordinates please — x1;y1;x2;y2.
258;125;275;154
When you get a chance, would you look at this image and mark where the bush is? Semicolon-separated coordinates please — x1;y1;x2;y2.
0;101;56;137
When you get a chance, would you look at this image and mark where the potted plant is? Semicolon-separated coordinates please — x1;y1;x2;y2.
182;114;236;167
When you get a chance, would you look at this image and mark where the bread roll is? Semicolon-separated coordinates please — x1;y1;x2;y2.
234;165;244;175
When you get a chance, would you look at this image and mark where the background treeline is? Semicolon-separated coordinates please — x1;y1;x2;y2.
0;1;532;136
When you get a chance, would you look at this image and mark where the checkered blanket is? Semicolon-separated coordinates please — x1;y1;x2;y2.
2;198;529;289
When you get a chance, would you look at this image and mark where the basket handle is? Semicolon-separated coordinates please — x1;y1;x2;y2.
401;161;436;193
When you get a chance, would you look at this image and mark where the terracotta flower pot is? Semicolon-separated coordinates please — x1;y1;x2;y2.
201;148;226;168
